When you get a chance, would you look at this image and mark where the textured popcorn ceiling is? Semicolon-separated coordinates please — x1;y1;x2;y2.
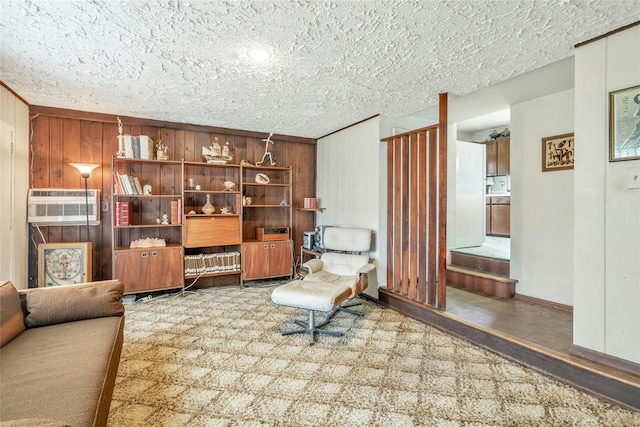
1;1;639;138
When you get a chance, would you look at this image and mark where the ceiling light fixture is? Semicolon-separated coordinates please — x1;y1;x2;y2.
247;48;271;61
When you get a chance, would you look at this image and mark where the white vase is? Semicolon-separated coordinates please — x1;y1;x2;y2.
202;194;215;214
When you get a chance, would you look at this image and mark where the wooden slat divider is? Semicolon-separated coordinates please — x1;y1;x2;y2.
437;93;448;310
427;126;438;306
382;94;448;310
417;130;428;302
393;137;402;293
400;135;410;296
409;132;418;300
386;139;394;293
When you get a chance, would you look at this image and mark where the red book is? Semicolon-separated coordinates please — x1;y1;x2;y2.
114;201;121;226
120;202;132;226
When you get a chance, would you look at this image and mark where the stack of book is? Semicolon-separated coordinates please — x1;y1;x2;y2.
113;172;144;195
184;251;240;276
121;135;154;160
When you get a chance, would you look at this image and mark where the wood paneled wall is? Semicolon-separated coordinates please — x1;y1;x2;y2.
28;106;316;287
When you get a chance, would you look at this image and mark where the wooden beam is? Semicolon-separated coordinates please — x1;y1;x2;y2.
437;93;448;310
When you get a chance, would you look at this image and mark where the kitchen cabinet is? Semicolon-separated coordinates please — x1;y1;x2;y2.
486;196;510;237
486;137;510;176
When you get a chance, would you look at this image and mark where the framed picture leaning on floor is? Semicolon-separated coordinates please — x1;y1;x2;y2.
38;242;92;287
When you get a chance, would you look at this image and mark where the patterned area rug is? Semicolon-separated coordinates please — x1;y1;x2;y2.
108;285;639;426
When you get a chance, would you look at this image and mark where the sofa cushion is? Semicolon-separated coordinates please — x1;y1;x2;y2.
24;280;124;328
0;281;25;347
1;316;124;426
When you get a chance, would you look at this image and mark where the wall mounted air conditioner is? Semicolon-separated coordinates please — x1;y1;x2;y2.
28;189;101;226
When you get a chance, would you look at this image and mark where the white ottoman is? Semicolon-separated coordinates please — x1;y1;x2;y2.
271;280;352;345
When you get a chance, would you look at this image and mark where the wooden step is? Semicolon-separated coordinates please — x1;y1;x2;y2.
450;251;510;276
446;265;517;298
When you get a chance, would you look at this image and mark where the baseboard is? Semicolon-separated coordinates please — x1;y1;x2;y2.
570;344;640;377
514;293;573;312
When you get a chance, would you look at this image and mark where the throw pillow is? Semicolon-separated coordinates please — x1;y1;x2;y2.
24;280;124;328
0;281;25;347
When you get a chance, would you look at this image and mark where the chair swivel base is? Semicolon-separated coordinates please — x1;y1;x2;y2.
326;300;364;320
282;310;342;346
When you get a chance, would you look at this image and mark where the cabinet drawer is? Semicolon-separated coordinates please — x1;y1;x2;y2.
490;196;510;205
185;216;241;248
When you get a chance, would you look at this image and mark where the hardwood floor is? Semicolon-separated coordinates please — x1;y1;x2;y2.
447;237;573;355
446;286;572;354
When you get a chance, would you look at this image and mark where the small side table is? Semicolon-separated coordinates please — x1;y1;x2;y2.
300;247;322;264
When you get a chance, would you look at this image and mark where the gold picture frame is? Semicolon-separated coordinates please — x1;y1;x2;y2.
38;242;92;287
542;133;575;172
609;85;640;161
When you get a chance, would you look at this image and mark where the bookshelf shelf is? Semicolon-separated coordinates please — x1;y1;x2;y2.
111;156;184;295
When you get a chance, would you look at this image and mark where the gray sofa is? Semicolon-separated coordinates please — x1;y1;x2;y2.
0;280;125;427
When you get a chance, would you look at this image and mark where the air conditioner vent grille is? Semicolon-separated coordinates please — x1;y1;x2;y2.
28;188;100;226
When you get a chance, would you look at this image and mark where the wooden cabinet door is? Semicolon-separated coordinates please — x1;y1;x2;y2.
115;246;183;294
242;242;270;280
269;241;293;278
491;204;510;236
486;141;497;176
184;216;241;248
497;138;510;175
148;246;183;291
114;249;151;293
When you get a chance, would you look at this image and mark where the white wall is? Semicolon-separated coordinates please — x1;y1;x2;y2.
510;90;575;306
379;114;435;139
316;117;382;298
574;26;640;363
0;86;30;288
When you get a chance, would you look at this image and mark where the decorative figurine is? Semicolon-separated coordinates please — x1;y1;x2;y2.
256;132;276;166
143;184;152;195
255;173;270;184
211;137;222;156
116;117;125;158
130;238;166;248
223;181;235;191
242;196;252;206
202;137;232;163
280;199;287;206
161;213;169;224
220;206;230;215
156;140;169;160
